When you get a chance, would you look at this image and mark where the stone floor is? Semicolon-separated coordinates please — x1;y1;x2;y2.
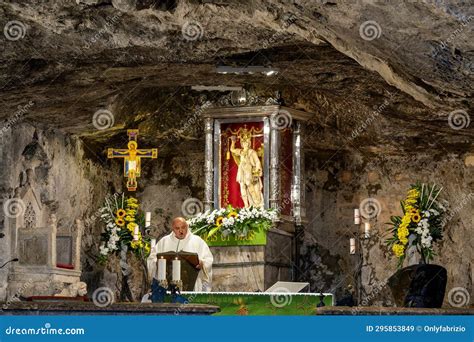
1;302;220;315
316;306;474;315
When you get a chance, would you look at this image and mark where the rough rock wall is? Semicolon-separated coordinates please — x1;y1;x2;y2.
301;149;473;307
0;123;116;300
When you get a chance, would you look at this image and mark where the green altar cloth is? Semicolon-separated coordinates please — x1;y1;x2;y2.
200;228;267;246
180;291;334;316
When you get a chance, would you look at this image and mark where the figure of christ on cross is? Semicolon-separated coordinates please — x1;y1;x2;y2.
107;129;158;191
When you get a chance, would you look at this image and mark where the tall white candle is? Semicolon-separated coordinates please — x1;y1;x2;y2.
157;257;166;280
172;258;181;281
133;225;139;240
354;209;361;225
350;238;356;254
364;222;371;238
145;212;151;227
150;238;156;250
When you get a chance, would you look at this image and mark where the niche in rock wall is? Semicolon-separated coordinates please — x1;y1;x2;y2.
14;185;48;266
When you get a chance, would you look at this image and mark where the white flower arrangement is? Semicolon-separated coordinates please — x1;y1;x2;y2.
188;205;278;239
99;207;121;256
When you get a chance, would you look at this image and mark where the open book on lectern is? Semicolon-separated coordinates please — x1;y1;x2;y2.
156;251;199;291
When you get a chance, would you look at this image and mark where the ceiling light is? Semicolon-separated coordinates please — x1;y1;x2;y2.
215;66;279;76
191;85;243;92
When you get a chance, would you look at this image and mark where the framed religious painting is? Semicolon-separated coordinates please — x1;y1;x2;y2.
213;117;270;210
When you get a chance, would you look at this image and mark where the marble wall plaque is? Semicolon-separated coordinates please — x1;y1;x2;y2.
20;236;48;265
56;236;73;265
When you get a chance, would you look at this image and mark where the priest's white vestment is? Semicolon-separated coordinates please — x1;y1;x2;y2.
147;231;213;291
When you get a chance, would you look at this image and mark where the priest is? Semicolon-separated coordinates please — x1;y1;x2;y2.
147;217;213;291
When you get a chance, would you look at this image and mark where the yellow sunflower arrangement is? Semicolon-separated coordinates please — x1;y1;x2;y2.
124;197;151;255
114;208;127;226
125;197;140;238
391;188;420;258
115;217;125;227
130;239;143;249
116;209;126;217
215;217;224;227
228;211;238;219
387;183;445;267
99;193;152;263
412;213;421;223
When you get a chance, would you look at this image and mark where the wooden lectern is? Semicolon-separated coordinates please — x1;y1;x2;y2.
156;252;200;291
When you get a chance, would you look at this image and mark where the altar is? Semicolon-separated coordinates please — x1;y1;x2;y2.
198;104;313;291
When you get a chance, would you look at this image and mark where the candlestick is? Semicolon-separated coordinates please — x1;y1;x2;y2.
364;222;371;238
172;258;181;281
350;238;356;254
157;257;166;280
145;212;151;227
150;238;156;250
354;209;361;225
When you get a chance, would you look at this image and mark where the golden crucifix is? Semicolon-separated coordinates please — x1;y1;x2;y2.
107;129;158;191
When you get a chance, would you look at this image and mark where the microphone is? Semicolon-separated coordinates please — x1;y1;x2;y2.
0;258;19;269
